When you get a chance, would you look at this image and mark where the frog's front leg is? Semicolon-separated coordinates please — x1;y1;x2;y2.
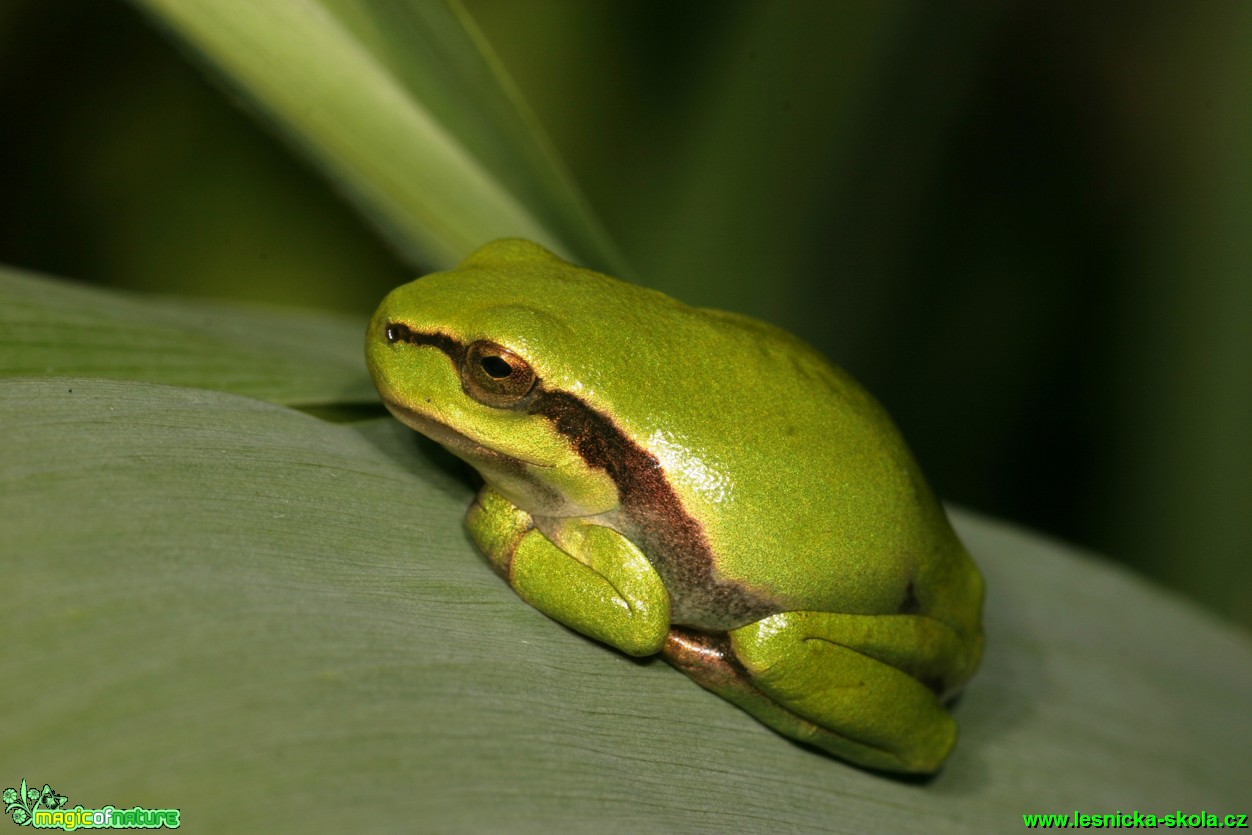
665;611;972;774
466;486;670;656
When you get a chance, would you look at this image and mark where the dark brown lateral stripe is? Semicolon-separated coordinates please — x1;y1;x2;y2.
386;323;464;364
384;324;775;629
528;390;774;627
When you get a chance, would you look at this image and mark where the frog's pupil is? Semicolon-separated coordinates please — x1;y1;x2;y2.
481;356;512;379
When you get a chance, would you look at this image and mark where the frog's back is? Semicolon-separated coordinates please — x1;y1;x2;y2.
620;306;981;639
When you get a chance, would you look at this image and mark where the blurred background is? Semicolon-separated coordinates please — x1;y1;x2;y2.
1;1;1248;629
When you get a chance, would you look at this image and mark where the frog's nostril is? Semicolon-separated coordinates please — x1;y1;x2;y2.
385;322;413;343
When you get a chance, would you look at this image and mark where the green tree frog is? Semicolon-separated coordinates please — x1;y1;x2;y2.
366;239;984;773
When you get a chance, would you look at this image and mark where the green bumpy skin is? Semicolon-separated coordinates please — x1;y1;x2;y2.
366;239;984;774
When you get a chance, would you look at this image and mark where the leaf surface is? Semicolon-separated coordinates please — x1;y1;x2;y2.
1;376;1247;833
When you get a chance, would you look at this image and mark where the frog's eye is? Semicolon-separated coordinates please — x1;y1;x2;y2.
462;341;537;407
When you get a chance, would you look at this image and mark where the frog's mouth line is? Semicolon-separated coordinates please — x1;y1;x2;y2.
381;398;554;470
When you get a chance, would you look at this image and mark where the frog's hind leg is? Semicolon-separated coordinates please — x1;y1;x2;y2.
663;614;965;774
662;626;932;772
734;611;970;773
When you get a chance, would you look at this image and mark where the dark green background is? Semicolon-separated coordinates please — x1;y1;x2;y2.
2;1;1248;628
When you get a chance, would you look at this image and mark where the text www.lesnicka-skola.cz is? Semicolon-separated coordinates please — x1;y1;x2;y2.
1021;810;1247;829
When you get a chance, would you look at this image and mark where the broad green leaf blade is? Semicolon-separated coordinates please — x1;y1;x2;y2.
2;378;1248;832
129;0;621;271
0;265;374;406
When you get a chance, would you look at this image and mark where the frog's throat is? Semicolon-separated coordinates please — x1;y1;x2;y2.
381;398;553;470
382;325;780;630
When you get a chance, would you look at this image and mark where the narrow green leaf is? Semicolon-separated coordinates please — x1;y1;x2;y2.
128;0;623;271
315;0;629;273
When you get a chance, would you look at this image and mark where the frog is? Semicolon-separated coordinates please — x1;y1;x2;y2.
366;238;984;773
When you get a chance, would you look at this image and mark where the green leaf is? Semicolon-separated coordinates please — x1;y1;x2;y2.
127;0;626;273
0;264;374;407
2;277;1249;832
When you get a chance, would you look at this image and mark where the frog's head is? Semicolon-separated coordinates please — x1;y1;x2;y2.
366;239;665;517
